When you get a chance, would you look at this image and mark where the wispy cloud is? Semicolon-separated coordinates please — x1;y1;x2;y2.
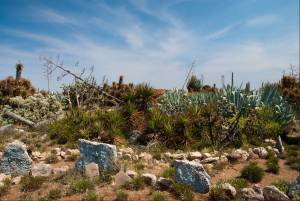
205;24;237;40
246;15;279;26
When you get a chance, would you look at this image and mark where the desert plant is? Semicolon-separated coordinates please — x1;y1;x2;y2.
209;183;231;201
266;153;279;174
161;167;176;179
69;178;95;193
123;176;145;191
285;145;300;171
151;191;166;201
82;191;99;201
47;188;62;200
21;176;47;192
187;75;203;92
271;180;291;195
241;162;264;183
0;178;11;197
115;190;128;201
171;183;194;201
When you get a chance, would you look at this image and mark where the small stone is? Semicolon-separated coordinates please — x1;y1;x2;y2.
32;163;52;177
114;170;132;188
139;153;153;161
52;148;61;155
264;139;276;145
132;155;139;161
201;157;219;164
228;149;249;161
122;153;132;161
202;153;212;159
53;166;69;175
221;183;236;198
248;148;260;159
241;187;264;201
12;176;21;185
65;149;80;156
253;147;268;159
263;186;290;201
188;152;202;160
128;130;142;144
119;147;134;155
171;153;186;160
142;173;157;186
203;164;214;174
126;170;138;179
60;151;66;159
85;162;99;178
157;177;173;190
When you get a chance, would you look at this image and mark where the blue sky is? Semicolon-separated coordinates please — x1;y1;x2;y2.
0;0;299;90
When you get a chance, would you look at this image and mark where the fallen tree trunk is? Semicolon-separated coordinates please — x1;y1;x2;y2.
4;111;35;127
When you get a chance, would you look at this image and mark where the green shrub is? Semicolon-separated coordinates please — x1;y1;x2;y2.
123;176;144;191
151;191;166;201
285;145;300;171
97;170;113;184
161;167;175;179
115;190;128;201
241;162;264;183
171;183;194;201
271;180;291;195
21;176;47;192
267;153;279;174
82;191;99;201
47;188;62;200
227;178;248;191
209;184;230;201
187;75;203;92
0;178;11;197
45;154;58;164
48;109;125;144
70;178;95;193
134;163;145;172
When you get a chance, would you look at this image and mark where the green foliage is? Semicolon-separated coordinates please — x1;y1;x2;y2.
151;191;166;201
266;153;279;174
134;163;145;172
209;184;231;201
21;176;47;192
227;178;248;191
97;170;113;184
115;190;128;201
187;75;203;92
123;176;145;191
49;108;125;144
47;188;62;200
69;178;95;193
241;162;264;183
171;183;194;201
133;83;154;111
285;145;300;171
161;167;176;179
0;178;11;197
271;180;291;195
82;191;99;201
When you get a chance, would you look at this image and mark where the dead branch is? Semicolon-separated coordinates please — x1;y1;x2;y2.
43;57;123;103
4;111;35;127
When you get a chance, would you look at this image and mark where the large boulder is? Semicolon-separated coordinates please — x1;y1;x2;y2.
75;139;117;173
263;186;290;201
0;140;32;175
173;160;211;193
289;176;300;200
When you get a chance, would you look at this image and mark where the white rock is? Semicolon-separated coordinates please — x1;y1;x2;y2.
263;185;290;201
201;157;219;164
142;173;157;186
253;147;268;159
0;174;11;183
139;153;153;161
221;183;236;198
126;170;138;179
52;166;69;175
188;152;202;160
12;176;21;185
32;163;52;177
